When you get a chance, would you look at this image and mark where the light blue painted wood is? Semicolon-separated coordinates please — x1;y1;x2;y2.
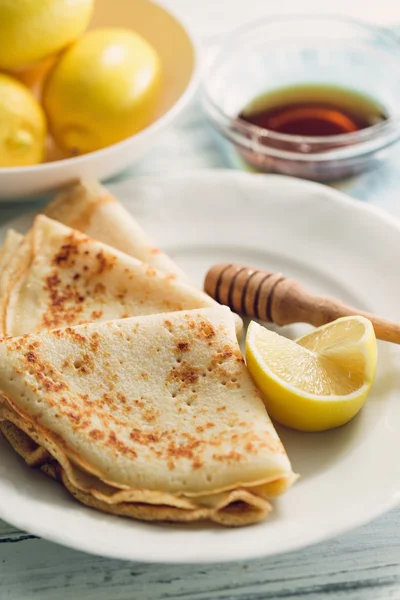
0;509;399;599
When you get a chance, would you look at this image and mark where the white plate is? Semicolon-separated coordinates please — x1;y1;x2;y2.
0;171;399;563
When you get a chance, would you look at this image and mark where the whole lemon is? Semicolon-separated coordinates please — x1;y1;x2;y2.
0;74;46;167
43;28;162;155
0;0;94;71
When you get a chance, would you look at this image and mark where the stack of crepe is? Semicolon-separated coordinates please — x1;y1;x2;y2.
0;181;296;526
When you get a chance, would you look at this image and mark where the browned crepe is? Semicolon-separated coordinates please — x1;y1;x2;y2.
0;307;296;526
44;180;188;280
2;215;238;337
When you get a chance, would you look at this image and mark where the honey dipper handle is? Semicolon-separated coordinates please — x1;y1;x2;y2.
204;264;400;344
272;278;400;344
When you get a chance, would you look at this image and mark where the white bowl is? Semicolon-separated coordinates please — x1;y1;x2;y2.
0;0;200;200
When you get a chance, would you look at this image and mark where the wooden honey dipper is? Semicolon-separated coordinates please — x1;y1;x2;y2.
205;263;400;344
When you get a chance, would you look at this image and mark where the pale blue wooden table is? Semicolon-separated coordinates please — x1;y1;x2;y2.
1;2;400;598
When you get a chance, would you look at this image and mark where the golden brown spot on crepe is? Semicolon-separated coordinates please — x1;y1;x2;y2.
198;321;216;340
220;347;234;361
167;363;200;394
63;328;87;344
73;353;95;375
27;341;41;350
213;450;244;463
53;241;79;267
66;411;81;424
164;319;173;332
217;406;227;412
166;438;202;461
245;442;257;454
41;272;87;329
39;232;124;328
150;247;161;255
14;339;69;394
45;273;61;288
107;431;137;459
94;282;106;294
89;429;105;440
89;332;100;352
145;266;157;277
177;341;190;352
140;372;149;380
80;417;97;431
95;250;116;274
192;456;204;470
45;379;68;392
142;407;159;423
51;329;63;338
91;310;103;321
101;391;117;408
130;429;161;445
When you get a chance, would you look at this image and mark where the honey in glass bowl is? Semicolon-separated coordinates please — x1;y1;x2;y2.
238;84;388;137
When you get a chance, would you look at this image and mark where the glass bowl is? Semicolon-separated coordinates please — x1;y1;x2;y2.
202;15;400;181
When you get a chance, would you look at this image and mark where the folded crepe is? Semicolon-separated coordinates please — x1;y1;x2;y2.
0;230;23;330
1;215;240;337
44;180;187;281
0;307;296;526
0;230;23;275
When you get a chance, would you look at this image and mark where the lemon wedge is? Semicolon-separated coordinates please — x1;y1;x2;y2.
246;317;377;432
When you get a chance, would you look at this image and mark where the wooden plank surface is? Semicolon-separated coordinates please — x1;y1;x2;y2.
1;509;399;600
